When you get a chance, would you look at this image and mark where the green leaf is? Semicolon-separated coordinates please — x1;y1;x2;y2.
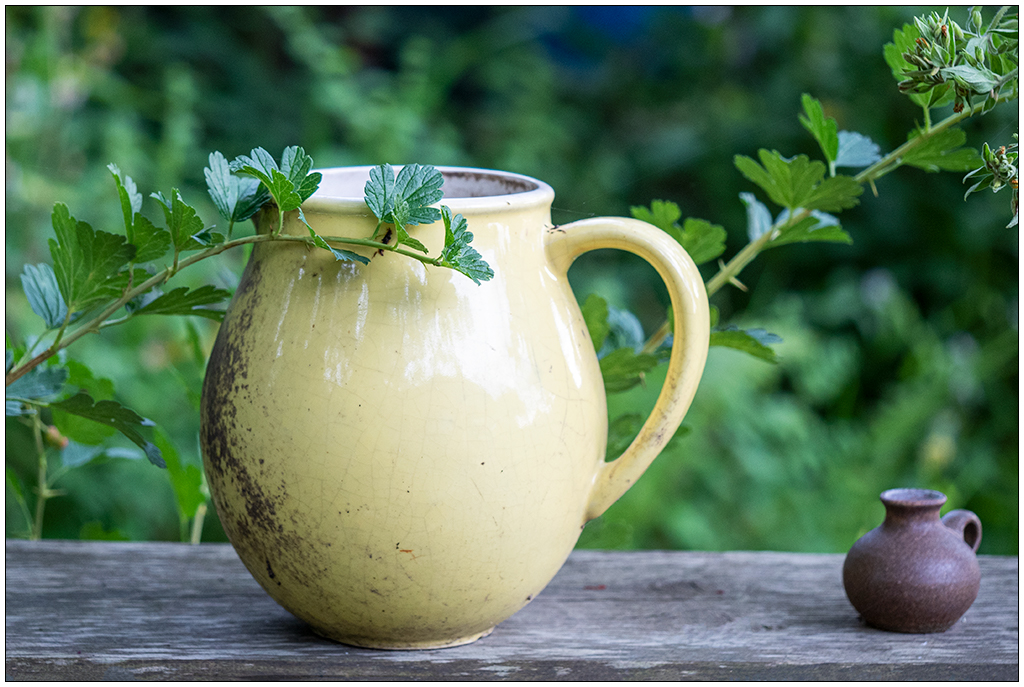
902;128;983;172
48;204;134;314
128;285;231;321
64;359;115;400
835;131;882;169
21;263;68;329
709;327;781;363
799;94;839;163
630;199;681;233
280;146;322;202
51;361;118;444
234;147;303;212
740;192;773;240
151;189;206;251
365;163;397;221
307;227;371;265
365;163;444;228
108;165;171;263
393;164;444;226
767;212;852;249
438;206;493;284
129;213;172;263
884;23;954;109
599;347;663;393
677;218;727;265
49;392;165;468
630;201;725;265
606;413;645;461
800;174;863;212
734;150;826;210
108;164;142;230
581;293;610;352
940;64;999;94
154;428;206;520
205;151;270;224
6;365;69;408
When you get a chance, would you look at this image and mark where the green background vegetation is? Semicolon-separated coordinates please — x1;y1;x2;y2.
5;6;1018;553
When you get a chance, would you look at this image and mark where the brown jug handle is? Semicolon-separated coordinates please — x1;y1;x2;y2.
941;509;982;553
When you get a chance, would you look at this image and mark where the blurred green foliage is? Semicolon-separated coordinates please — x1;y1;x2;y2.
5;7;1017;553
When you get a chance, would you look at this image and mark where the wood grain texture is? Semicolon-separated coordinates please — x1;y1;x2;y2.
5;540;1017;680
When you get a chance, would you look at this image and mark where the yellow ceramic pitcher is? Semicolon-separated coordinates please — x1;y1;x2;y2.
200;166;709;649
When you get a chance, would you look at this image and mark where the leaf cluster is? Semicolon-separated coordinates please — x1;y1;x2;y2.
362;164;494;283
886;6;1018;115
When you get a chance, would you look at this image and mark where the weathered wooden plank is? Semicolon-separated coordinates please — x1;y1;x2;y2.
4;541;1018;680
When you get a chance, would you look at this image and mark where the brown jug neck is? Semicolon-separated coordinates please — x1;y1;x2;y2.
879;488;946;527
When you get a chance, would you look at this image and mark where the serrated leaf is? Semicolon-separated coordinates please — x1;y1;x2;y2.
129;285;231;321
205;151;271;224
232;147;279;178
5;365;69;407
280;146;313;187
235;148;304;212
709;326;782;363
677;218;727;265
800;174;863;212
152;189;206;250
108;166;171;263
365;163;397;221
599;347;662;393
631;201;725;265
307;227;371;265
630;199;682;233
735;150;826;210
295;171;322;203
740;192;773;241
261;168;303;212
902;127;983;172
108;164;142;231
799;93;839;163
48;204;134;313
394;164;444;226
21;263;68;329
581;293;610;352
129;213;172;263
280;146;321;203
438;206;493;284
767;212;852;249
49;392;165;468
835;131;883;169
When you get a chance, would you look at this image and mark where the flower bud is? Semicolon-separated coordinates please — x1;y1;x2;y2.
44;425;69;450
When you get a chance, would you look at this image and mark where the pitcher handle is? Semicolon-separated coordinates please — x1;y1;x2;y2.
545;217;710;521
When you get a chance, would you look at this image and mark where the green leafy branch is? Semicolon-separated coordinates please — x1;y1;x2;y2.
586;6;1017;395
6;147;492;539
361;163;494;284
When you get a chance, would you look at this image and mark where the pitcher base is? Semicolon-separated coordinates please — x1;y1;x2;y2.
312;625;496;650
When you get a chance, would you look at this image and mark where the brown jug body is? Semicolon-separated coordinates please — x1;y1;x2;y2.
842;488;981;633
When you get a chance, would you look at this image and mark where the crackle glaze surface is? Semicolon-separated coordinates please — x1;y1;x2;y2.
200;167;709;649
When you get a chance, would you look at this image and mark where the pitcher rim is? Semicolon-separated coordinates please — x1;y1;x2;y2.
304;165;556;214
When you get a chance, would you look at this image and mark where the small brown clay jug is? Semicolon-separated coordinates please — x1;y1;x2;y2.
842;488;982;633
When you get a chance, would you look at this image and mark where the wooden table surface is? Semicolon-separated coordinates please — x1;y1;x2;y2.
4;540;1018;681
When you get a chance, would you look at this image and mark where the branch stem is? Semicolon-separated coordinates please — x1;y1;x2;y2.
5;229;445;387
